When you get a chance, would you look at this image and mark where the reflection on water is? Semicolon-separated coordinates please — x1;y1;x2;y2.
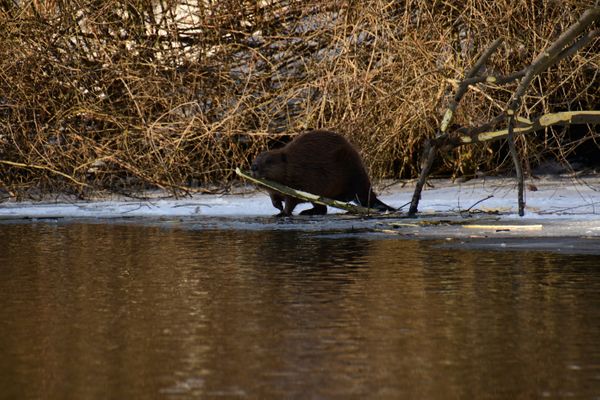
0;222;599;399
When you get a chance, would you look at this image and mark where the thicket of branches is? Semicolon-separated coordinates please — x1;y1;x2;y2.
0;0;598;197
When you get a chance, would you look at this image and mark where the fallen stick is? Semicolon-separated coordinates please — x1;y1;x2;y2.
235;167;376;215
463;224;543;231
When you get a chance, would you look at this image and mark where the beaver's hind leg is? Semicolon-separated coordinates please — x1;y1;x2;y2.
299;203;327;215
275;196;301;217
269;193;284;211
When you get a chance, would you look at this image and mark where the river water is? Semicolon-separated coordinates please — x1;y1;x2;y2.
1;221;599;399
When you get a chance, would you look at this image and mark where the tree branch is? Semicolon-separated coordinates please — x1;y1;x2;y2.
409;38;503;216
409;6;600;217
440;38;504;133
458;111;600;144
0;160;90;188
235;168;376;215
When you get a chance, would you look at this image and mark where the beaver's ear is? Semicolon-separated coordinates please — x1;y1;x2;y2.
280;153;287;163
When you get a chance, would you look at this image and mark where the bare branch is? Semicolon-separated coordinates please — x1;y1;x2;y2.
440;38;503;133
408;143;437;216
459;111;600;144
507;8;600;114
410;6;600;217
235;168;377;215
409;38;504;216
0;160;90;188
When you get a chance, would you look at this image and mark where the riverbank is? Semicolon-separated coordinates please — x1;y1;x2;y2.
1;175;599;240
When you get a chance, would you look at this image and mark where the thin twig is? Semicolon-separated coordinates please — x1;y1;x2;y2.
462;195;494;213
0;160;90;188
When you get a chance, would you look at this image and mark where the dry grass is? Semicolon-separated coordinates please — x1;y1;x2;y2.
0;0;598;198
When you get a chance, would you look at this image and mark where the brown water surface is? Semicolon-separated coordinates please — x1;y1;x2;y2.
0;222;599;399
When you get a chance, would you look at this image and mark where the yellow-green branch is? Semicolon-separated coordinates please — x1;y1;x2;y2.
460;110;600;143
235;167;375;215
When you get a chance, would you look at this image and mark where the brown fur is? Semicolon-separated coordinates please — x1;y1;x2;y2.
251;130;394;216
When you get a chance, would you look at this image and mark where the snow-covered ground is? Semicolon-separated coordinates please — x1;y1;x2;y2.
1;176;599;239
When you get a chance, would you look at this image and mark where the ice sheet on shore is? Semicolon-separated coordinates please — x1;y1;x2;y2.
1;176;598;220
1;176;600;241
3;177;599;260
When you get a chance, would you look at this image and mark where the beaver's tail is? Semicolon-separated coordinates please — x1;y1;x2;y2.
370;196;395;212
361;190;395;212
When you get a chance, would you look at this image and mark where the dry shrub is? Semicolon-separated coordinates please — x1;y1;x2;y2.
0;0;598;197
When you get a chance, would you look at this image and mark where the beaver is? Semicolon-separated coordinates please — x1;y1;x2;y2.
251;130;395;216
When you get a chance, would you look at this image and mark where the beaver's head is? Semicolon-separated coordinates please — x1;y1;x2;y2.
251;150;287;182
